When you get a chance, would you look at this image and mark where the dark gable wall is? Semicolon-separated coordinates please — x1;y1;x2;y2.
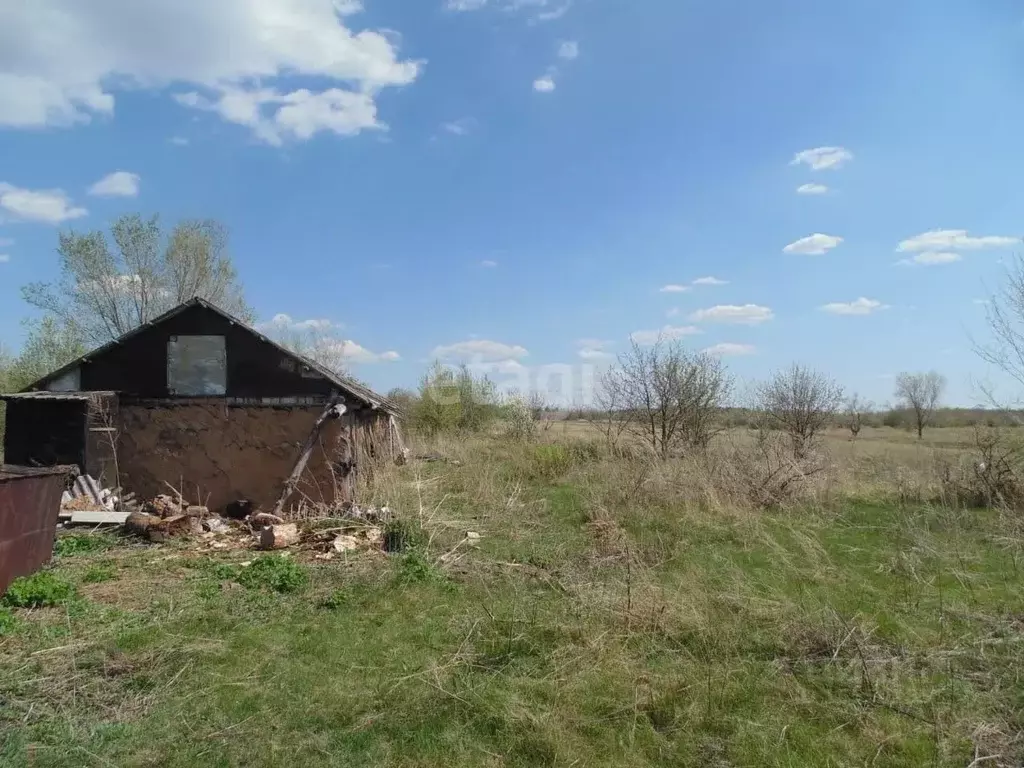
78;304;335;398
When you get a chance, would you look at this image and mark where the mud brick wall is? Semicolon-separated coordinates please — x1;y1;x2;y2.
117;403;350;512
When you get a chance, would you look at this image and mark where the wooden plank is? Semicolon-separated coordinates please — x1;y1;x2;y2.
64;511;130;525
271;402;347;517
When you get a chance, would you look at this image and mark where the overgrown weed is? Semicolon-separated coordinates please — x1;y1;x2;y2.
1;426;1022;767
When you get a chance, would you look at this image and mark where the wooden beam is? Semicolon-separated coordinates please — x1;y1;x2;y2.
271;401;347;518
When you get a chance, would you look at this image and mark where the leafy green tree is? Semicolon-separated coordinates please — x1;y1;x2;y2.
0;319;88;458
23;214;253;346
410;363;499;435
6;317;87;390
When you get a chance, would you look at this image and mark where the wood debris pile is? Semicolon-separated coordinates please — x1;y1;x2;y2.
122;493;387;558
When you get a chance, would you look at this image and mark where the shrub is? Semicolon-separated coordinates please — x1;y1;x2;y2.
383;518;426;554
409;362;500;435
395;550;445;585
503;395;538;442
2;572;77;608
320;589;349;610
234;556;309;594
882;409;909;430
0;606;16;635
716;430;829;509
937;427;1024;509
531;444;574;480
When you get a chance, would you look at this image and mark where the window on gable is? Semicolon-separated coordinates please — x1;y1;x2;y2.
167;335;227;395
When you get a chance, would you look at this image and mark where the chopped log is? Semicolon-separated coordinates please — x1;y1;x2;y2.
125;511;160;538
185;505;209;518
260;523;300;550
332;534;360;552
272;402;347;518
143;494;183;519
250;512;285;528
147;515;202;543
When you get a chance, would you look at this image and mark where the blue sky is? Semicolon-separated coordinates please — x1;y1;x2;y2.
1;0;1023;406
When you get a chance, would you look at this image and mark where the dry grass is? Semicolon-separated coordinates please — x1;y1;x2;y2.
1;426;1023;767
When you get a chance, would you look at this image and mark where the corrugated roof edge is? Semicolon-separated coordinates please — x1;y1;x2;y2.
0;391;117;402
21;298;399;415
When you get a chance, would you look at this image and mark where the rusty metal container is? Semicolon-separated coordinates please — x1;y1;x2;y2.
0;465;77;593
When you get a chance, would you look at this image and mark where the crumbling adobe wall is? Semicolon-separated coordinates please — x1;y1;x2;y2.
117;403;350;513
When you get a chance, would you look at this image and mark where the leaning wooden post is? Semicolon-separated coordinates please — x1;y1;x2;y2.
272;401;347;518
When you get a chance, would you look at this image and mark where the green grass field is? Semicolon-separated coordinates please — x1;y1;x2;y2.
1;427;1022;766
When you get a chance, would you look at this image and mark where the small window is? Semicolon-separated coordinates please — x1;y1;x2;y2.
167;335;226;395
46;367;81;392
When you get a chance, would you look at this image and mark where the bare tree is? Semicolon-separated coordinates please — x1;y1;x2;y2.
600;337;732;458
271;324;350;376
894;371;946;439
844;394;870;440
592;372;633;449
23;214;253;346
977;255;1024;412
756;364;843;457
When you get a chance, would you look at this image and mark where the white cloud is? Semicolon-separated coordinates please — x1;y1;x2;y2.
433;339;529;362
791;146;853;171
659;284;690;293
0;254;9;263
0;183;87;224
533;75;556;93
630;325;702;345
0;1;421;143
480;259;498;268
88;171;140;198
259;313;336;332
441;118;475;136
534;3;571;22
445;0;570;21
179;86;388;145
819;297;887;316
577;338;613;360
896;229;1021;253
703;343;755;356
897;251;962;266
81;273;145;296
783;233;843;255
339;340;400;363
797;183;828;195
558;41;579;60
690;304;774;325
692;276;728;286
169;136;189;146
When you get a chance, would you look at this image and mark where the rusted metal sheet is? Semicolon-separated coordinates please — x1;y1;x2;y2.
0;465;77;593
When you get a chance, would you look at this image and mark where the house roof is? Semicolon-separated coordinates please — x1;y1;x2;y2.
0;391;117;402
22;298;398;414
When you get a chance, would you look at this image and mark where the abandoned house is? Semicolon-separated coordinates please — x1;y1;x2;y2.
0;299;403;513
